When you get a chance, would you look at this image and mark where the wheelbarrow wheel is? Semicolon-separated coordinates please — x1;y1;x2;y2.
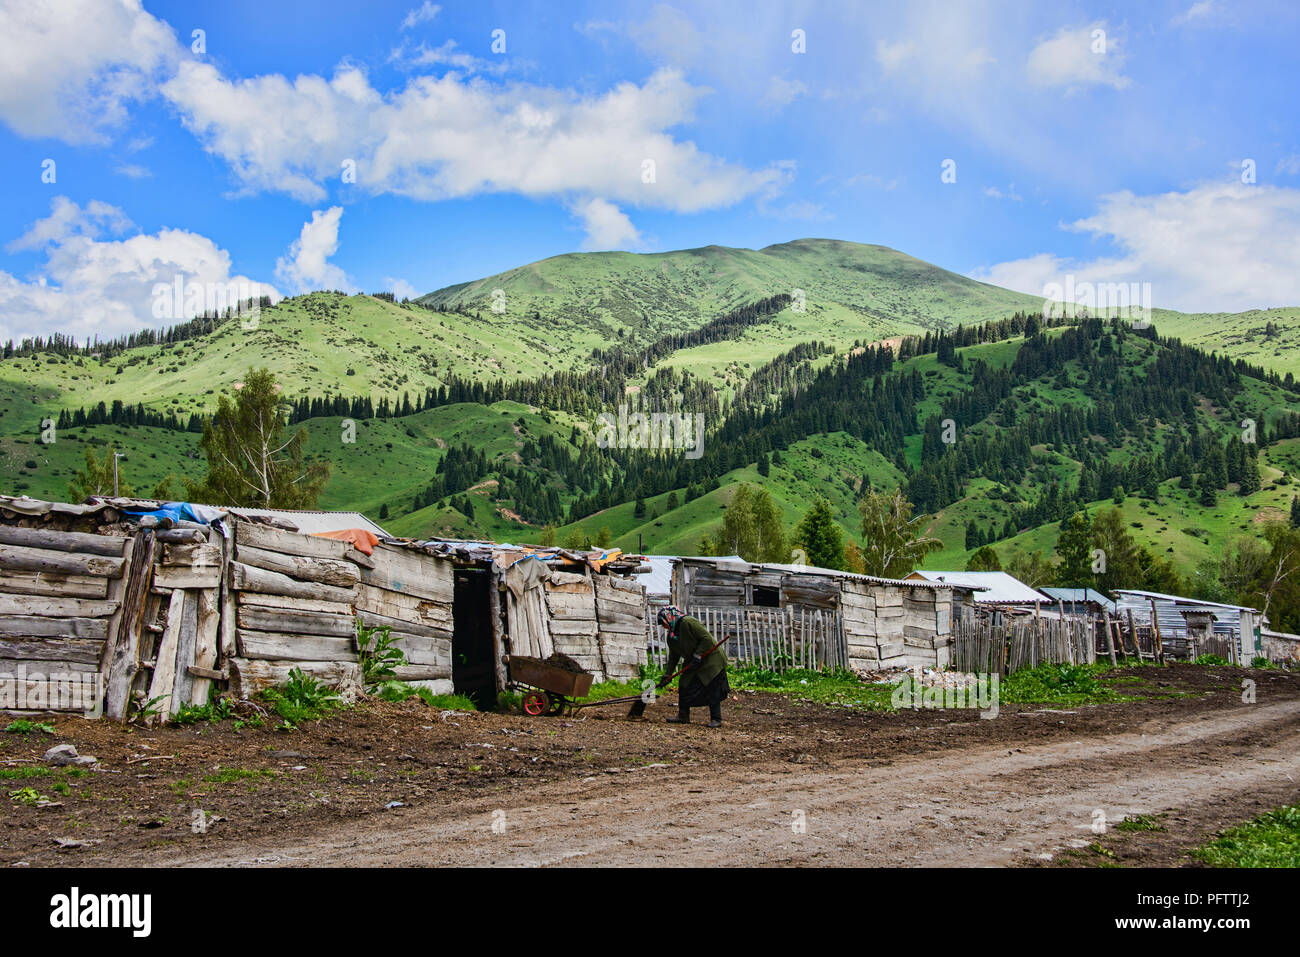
547;695;566;716
521;690;550;716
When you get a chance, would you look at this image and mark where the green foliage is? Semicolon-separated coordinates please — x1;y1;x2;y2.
857;487;940;577
699;483;789;563
966;545;1002;571
1115;814;1166;832
795;497;844;570
1251;656;1273;668
173;690;238;725
356;621;406;690
1055;511;1094;587
1194;804;1300;867
371;680;477;711
1195;653;1230;666
4;720;55;735
185;367;330;508
1000;662;1119;704
259;667;343;726
67;444;131;500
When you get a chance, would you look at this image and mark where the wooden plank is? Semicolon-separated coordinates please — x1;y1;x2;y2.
238;606;356;638
238;591;355;617
104;531;155;721
0;543;124;578
234;521;350;560
161;543;223;568
0;616;107;639
144;588;185;723
0;594;117;618
237;629;355;662
229;561;356;604
0;656;101;673
354;582;451;628
358;544;453;603
171;590;199;707
0;525;125;556
356;608;450;641
227;657;362;701
0;569;108;598
0;638;104;664
386;632;451;669
189;587;221;706
152;565;221;590
234;544;360;587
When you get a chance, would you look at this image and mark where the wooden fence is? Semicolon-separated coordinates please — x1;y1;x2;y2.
649;606;846;672
951;614;1097;674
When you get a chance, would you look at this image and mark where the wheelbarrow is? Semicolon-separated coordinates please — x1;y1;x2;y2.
504;654;596;716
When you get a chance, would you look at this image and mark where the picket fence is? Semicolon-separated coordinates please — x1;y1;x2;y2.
649;606;846;672
951;614;1097;675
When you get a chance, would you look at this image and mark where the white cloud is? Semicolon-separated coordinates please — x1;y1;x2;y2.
0;197;275;342
275;207;351;293
386;278;419;300
0;0;179;144
388;38;506;75
401;2;441;30
571;198;643;251
161;63;781;215
983;183;1023;201
764;76;807;107
1173;1;1216;26
973;182;1300;312
1026;23;1129;91
115;163;153;179
1277;155;1300;176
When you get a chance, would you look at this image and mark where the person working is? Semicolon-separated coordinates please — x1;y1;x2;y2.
656;605;730;727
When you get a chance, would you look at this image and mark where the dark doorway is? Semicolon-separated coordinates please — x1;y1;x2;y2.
452;568;496;709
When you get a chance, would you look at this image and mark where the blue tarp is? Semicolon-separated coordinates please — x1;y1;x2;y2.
122;502;216;525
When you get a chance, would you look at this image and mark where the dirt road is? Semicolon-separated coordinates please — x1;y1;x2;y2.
121;696;1300;868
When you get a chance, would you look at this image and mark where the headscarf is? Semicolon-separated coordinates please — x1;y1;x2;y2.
657;605;685;631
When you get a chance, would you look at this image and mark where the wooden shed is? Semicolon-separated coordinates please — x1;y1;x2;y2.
669;558;977;671
0;497;648;721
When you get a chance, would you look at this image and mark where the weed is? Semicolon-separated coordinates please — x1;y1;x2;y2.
258;668;342;725
1116;814;1166;832
356;621;406;690
174;690;239;725
8;787;44;806
0;767;54;780
4;720;55;735
1195;654;1230;666
1193;803;1300;867
202;768;276;785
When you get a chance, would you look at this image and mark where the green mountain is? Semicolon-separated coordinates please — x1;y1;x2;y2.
4;238;1300;602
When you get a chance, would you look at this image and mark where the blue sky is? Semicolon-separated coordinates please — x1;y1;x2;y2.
1;0;1299;341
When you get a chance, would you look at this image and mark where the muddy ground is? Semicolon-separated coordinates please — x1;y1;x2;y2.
1;664;1297;867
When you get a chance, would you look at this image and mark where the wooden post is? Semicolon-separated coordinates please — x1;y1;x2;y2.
1126;608;1141;661
1148;598;1163;665
1102;611;1118;666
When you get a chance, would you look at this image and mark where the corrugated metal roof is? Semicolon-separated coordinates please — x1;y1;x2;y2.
641;555;743;597
1112;588;1258;613
222;506;388;537
676;557;979;591
1038;587;1118;613
909;570;1047;604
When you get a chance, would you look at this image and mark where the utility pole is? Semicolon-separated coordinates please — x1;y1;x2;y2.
113;452;124;497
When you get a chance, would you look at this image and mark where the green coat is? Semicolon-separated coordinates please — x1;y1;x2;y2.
665;615;728;688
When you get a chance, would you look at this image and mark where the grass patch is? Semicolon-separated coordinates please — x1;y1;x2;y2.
1001;662;1134;705
371;680;476;711
258;668;344;728
174;691;239;725
0;766;55;779
1194;654;1231;666
729;665;899;710
1115;813;1166;832
1193;804;1300;867
4;720;55;735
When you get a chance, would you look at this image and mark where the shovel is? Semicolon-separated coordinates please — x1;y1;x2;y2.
626;631;731;718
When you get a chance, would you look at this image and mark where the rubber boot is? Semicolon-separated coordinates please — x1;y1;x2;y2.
666;706;690;724
707;703;722;728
